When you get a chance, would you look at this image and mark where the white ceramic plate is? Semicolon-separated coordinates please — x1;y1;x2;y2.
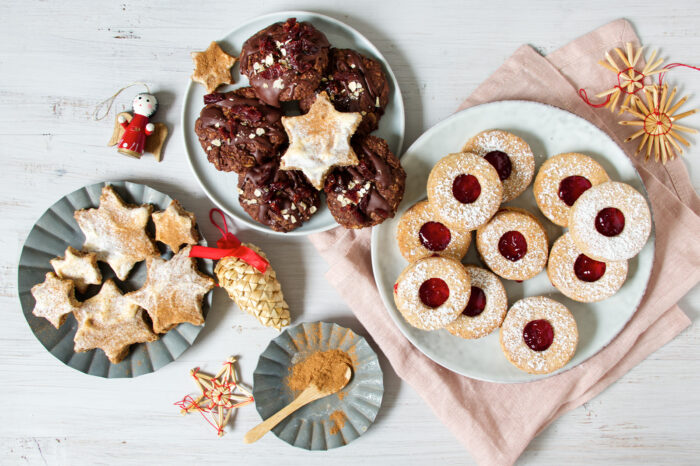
371;100;655;383
182;11;405;236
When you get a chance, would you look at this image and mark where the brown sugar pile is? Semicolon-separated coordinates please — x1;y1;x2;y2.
286;349;353;393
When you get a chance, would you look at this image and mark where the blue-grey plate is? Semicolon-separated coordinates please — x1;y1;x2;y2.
17;181;214;378
253;322;384;450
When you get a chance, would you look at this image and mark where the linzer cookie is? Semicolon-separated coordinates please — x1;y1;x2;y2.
548;233;628;303
462;130;535;202
152;200;200;253
426;152;503;231
446;265;508;339
73;279;158;364
195;87;287;174
125;246;215;333
239;17;330;107
500;296;578;374
534;153;609;227
300;48;390;135
238;161;321;232
568;181;651;261
393;256;471;331
31;272;80;329
50;246;102;294
396;200;471;262
74;185;159;281
323;135;405;229
476;208;549;281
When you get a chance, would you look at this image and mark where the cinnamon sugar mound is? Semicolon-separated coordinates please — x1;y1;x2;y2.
329;409;347;435
287;349;352;393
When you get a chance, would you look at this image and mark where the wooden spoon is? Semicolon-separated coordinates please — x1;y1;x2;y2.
243;364;352;444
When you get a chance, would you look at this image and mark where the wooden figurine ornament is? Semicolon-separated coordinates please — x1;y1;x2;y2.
107;93;168;161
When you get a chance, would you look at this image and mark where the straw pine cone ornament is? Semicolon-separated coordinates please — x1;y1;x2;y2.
215;244;290;330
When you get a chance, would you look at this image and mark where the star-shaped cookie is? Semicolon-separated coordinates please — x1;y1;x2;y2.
73;279;158;364
50;246;102;293
152;200;200;253
74;185;159;281
31;272;80;328
191;41;237;93
280;92;362;189
125;246;215;334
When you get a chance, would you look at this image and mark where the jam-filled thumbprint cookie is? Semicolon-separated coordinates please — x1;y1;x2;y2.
462;129;535;202
548;233;628;303
500;296;578;374
568;181;652;262
426;152;503;231
239;18;331;107
393;256;471;331
533;152;609;227
396;200;471;262
476;207;549;281
446;265;508;339
323;135;405;229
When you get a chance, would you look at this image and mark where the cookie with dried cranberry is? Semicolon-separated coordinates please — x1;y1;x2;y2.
300;48;390;135
239;17;330;107
324;135;405;229
238;160;321;232
194;87;287;174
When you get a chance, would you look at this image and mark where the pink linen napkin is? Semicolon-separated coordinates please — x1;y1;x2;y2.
309;19;700;465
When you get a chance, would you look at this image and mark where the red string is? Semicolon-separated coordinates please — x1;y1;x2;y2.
578;88;611;108
658;62;700;85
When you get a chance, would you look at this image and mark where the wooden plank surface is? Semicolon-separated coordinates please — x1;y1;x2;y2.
1;1;698;464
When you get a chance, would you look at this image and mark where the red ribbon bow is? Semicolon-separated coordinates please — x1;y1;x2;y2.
188;209;269;273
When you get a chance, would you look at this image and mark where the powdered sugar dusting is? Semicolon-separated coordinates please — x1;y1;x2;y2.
462;129;535;202
533;153;609;227
394;257;470;330
569;182;651;261
548;233;628;303
499;296;578;374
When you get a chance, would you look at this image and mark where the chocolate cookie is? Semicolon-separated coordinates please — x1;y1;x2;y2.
239;18;330;107
195;87;287;174
300;48;389;135
238;160;321;232
324;135;405;229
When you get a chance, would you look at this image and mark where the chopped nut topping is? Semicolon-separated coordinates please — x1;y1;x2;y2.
211;139;221;147
264;54;274;67
248;133;255;139
253;189;262;197
255;128;266;136
273;78;285;89
309;206;317;214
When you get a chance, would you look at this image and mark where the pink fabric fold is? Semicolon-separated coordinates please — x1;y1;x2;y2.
309;19;699;465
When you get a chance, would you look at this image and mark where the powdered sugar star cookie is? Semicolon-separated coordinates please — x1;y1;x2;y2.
31;272;80;328
280;92;362;189
125;246;215;334
152;200;200;253
73;279;158;364
191;41;237;94
50;246;102;293
74;185;159;280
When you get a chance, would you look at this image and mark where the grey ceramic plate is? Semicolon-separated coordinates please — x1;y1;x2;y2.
253;322;384;450
17;181;214;378
182;11;405;236
371;100;655;383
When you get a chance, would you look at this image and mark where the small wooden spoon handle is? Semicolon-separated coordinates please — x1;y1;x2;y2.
243;387;321;444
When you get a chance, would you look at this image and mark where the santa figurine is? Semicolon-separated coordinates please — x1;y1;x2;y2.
116;93;158;158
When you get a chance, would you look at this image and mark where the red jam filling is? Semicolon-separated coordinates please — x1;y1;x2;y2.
523;319;554;351
483;151;512;181
419;278;449;308
419;222;451;252
462;286;487;317
574;254;607;282
452;174;481;204
558;175;592;207
595;207;625;237
498;231;528;261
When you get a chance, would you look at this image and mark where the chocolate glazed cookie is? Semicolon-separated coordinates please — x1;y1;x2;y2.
324;135;406;228
239;18;330;107
195;87;287;174
300;48;390;135
238;161;321;232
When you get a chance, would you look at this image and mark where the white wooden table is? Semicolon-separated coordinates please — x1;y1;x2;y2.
2;1;698;464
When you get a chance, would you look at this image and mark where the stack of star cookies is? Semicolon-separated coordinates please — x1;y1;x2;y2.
30;185;214;364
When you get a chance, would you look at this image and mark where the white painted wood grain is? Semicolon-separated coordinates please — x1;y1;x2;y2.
0;1;698;464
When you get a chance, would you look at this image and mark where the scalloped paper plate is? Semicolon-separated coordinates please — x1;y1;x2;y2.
17;181;214;378
253;322;384;450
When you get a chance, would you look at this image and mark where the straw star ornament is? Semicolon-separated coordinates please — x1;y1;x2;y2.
620;84;698;164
